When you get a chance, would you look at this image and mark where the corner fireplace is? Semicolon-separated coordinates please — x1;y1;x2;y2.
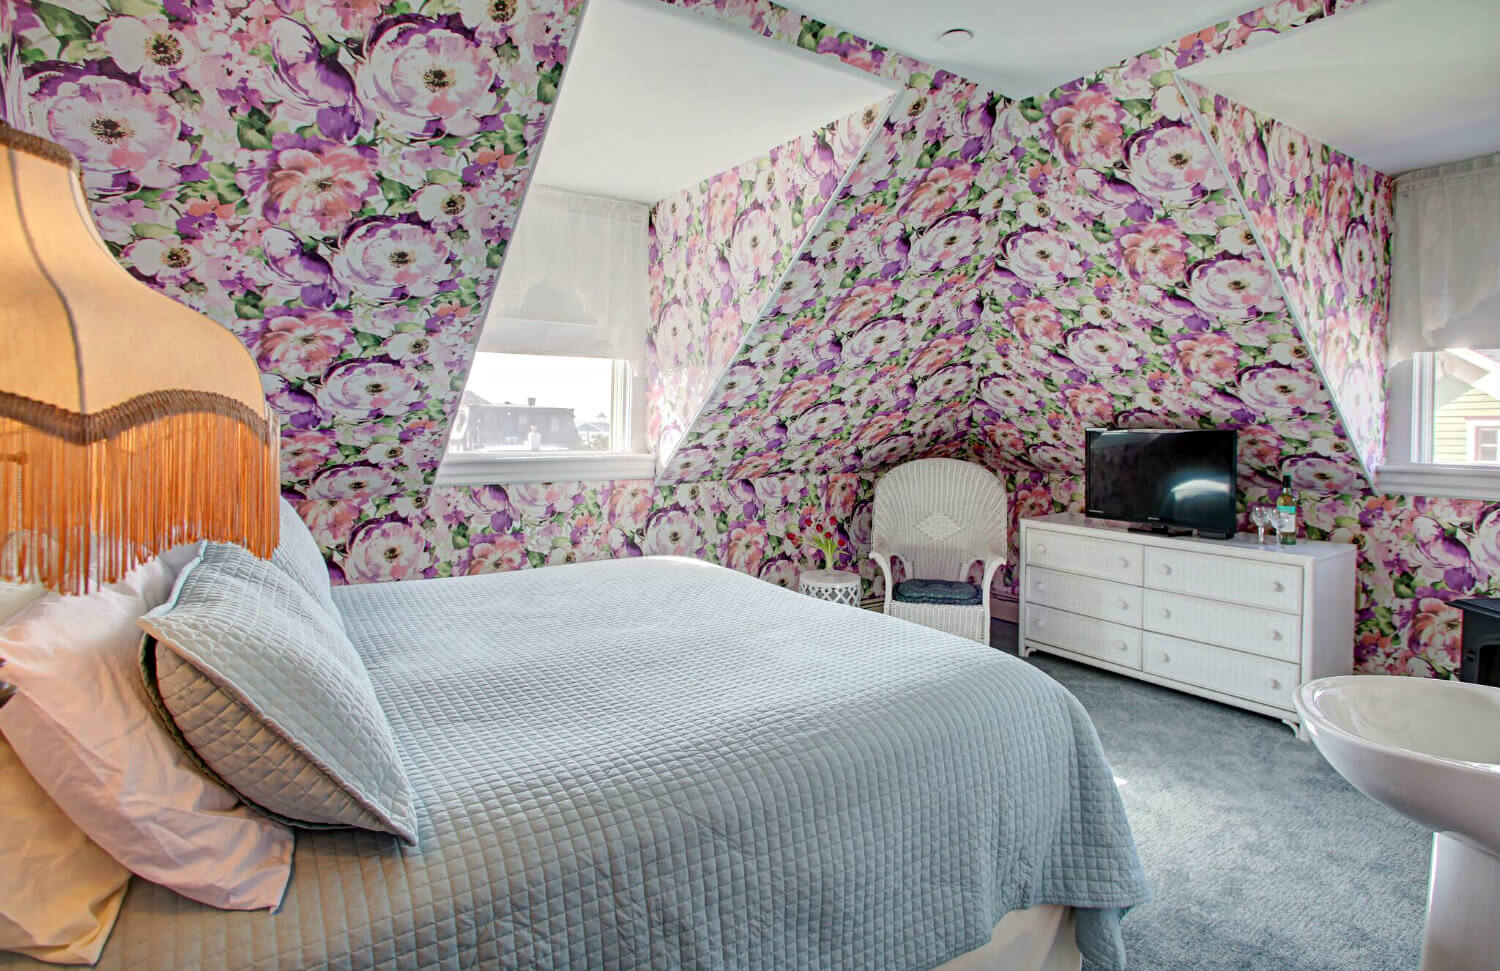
1452;598;1500;687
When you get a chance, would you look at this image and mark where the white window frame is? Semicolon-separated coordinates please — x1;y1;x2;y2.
1466;418;1500;464
1376;352;1500;501
434;358;655;486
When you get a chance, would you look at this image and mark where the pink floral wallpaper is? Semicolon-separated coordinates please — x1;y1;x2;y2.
423;472;879;593
1187;79;1393;470
655;71;1006;482
647;101;889;461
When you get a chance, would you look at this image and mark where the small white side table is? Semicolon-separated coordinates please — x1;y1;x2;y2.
799;569;860;606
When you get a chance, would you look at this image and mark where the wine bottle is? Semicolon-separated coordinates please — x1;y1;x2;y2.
1276;473;1299;545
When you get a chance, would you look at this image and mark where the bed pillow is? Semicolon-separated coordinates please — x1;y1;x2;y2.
267;498;340;625
140;543;418;844
0;736;131;966
0;555;294;912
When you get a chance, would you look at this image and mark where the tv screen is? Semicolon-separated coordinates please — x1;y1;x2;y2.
1085;429;1238;538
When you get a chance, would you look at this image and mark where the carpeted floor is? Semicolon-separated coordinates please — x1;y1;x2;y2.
990;621;1430;971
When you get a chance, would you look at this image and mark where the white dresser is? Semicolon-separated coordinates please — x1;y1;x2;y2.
1018;513;1355;733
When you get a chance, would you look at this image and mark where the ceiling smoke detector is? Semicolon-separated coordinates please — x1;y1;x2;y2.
937;27;974;48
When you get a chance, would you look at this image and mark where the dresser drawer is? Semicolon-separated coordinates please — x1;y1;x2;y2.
1144;548;1301;612
1143;590;1302;662
1142;633;1300;711
1026;530;1142;584
1027;567;1142;626
1025;605;1142;669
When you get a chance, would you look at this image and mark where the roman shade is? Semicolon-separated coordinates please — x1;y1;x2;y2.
1388;152;1500;361
476;186;650;363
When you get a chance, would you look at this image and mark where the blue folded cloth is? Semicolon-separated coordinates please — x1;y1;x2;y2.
892;578;983;606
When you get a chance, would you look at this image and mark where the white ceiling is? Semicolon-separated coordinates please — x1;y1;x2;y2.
775;0;1260;98
532;0;898;204
1181;0;1500;174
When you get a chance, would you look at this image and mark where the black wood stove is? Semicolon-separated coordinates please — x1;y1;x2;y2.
1452;598;1500;686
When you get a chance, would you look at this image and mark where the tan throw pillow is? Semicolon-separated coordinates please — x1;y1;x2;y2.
0;735;131;965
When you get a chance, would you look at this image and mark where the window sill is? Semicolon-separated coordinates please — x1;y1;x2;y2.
433;451;657;486
1374;463;1500;502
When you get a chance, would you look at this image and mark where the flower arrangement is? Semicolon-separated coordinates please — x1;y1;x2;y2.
787;512;846;571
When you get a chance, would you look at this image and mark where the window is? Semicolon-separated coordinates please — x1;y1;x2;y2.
1379;348;1500;500
1411;349;1500;465
1468;421;1500;464
439;352;651;484
435;186;654;485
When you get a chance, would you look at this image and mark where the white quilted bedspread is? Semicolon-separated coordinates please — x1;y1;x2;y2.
3;556;1147;971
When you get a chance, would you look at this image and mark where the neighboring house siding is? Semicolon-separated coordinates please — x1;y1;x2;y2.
1434;386;1500;464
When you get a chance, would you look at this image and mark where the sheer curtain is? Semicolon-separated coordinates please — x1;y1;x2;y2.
478;186;650;363
1389;152;1500;361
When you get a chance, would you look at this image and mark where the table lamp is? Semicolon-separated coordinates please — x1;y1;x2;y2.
0;122;278;595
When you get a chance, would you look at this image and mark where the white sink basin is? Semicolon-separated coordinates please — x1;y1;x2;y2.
1297;676;1500;971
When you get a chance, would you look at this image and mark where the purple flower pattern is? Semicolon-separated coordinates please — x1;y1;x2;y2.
646;100;888;459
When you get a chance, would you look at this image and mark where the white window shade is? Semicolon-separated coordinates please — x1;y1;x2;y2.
1389;152;1500;362
478;186;650;362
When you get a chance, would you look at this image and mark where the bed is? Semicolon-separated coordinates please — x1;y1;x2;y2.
4;555;1146;971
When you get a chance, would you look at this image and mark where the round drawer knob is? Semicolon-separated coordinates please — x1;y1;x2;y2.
1113;640;1127;651
1160;607;1171;618
1116;598;1129;610
1160;564;1172;575
1036;544;1048;554
1117;556;1130;567
1034;618;1045;629
1269;678;1282;691
1035;581;1046;592
1270;629;1283;641
1159;651;1171;663
1272;580;1285;592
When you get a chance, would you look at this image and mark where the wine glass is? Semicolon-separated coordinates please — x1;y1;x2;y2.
1249;503;1274;544
1274;509;1298;545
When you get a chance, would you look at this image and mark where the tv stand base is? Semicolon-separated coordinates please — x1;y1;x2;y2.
1126;524;1193;537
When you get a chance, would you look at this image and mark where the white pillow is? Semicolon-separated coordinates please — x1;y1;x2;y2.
0;555;295;911
0;735;131;965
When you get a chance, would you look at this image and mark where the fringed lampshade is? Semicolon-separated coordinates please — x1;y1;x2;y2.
0;123;279;594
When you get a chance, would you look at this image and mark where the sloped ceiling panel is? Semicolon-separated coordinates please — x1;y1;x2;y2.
969;77;1368;495
647;97;891;461
657;74;1013;482
661;0;1373;496
1184;78;1393;471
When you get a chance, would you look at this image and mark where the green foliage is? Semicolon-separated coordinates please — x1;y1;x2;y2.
31;1;93;45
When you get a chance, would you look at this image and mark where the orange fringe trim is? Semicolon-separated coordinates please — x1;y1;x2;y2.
0;389;279;595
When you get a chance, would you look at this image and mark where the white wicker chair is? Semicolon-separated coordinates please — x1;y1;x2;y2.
870;458;1008;645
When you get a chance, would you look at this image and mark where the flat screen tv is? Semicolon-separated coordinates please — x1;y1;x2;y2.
1085;428;1238;539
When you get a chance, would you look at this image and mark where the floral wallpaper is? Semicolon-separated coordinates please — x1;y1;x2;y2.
420;472;880;594
656;0;1378;495
647;99;889;462
1186;79;1393;470
967;79;1367;498
5;0;585;574
656;71;1007;482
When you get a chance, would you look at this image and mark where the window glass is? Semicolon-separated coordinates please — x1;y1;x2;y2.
1431;349;1500;465
447;353;617;454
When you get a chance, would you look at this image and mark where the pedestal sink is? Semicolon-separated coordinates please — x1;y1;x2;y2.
1296;676;1500;971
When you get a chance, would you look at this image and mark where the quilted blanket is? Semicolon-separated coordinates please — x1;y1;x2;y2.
5;556;1147;970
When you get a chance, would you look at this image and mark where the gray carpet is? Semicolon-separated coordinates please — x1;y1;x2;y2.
990;621;1430;971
